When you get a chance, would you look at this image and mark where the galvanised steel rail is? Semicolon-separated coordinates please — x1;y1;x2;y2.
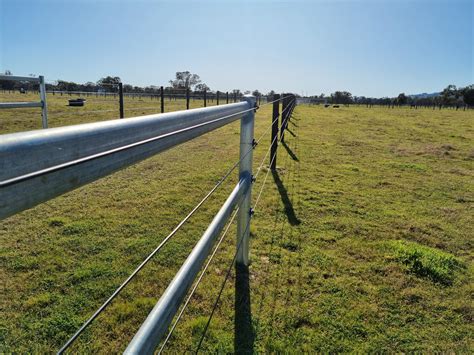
0;74;48;128
0;99;254;220
1;93;297;353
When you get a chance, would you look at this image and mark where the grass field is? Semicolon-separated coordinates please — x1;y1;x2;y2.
1;94;473;352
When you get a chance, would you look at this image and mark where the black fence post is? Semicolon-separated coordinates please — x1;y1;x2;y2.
118;82;124;119
160;86;164;113
234;92;237;103
186;88;190;110
204;89;207;107
271;94;280;170
216;91;220;106
226;91;229;104
281;94;288;142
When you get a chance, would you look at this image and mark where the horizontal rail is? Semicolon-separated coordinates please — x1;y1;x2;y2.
124;177;250;354
0;102;250;219
0;75;40;82
0;101;43;109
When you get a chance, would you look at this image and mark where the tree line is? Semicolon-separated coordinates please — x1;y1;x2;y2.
0;70;266;98
310;85;474;107
1;70;472;107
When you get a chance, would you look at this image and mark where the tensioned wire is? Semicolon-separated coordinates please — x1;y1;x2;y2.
56;99;295;352
157;104;295;352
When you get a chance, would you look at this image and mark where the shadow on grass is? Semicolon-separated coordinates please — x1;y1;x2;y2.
286;127;296;137
235;264;255;354
282;141;299;161
272;170;301;226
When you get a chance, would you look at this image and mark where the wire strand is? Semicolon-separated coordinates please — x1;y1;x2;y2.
158;207;240;354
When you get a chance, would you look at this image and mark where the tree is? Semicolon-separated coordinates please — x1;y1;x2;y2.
0;70;15;90
397;93;408;105
462;85;474;106
252;90;261;97
330;91;353;104
194;83;210;92
441;84;459;105
169;71;201;90
97;76;121;92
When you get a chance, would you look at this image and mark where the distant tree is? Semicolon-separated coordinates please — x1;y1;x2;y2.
0;70;15;90
243;90;251;95
330;91;353;104
266;90;276;97
252;89;261;97
96;76;121;92
169;71;201;90
194;83;210;92
462;85;474;106
441;84;459;105
123;84;133;93
397;93;408;105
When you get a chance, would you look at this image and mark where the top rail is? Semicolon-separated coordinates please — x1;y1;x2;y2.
0;75;40;82
0;101;251;219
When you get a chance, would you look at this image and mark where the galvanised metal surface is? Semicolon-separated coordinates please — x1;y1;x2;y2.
0;102;43;109
39;75;48;128
0;101;250;220
236;95;256;266
0;75;40;82
124;177;250;355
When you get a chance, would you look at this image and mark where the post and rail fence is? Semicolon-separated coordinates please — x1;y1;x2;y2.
0;92;296;353
0;74;48;128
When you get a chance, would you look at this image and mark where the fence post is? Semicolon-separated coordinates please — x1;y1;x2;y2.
39;75;48;128
216;90;220;106
271;94;280;170
118;82;124;119
204;89;207;107
226;91;229;104
237;95;256;266
186;88;190;110
280;94;288;142
160;86;164;113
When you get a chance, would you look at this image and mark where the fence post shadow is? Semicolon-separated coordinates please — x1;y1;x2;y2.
271;170;300;226
235;263;254;354
281;140;299;161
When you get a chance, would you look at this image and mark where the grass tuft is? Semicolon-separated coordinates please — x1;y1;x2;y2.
390;240;464;285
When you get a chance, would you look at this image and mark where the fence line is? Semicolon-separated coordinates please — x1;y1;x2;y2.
1;92;296;353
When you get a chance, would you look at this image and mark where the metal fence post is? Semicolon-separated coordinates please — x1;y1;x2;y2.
204;89;207;107
160;86;164;113
271;94;280;170
280;94;288;142
39;75;48;128
236;95;256;266
226;91;229;104
186;88;190;110
118;82;124;119
216;90;220;106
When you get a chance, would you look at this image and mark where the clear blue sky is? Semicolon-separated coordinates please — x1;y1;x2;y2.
0;0;472;97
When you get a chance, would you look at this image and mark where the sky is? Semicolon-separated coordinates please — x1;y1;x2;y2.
0;0;472;97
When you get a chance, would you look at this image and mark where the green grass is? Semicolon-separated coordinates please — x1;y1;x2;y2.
1;95;473;352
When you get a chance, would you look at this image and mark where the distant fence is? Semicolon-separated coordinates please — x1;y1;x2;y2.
0;75;49;127
0;93;296;353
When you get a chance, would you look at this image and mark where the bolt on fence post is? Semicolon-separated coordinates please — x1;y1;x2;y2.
186;88;190;110
237;95;256;266
271;94;280;170
216;90;220;106
118;82;124;119
204;89;207;107
160;86;164;113
39;75;48;128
